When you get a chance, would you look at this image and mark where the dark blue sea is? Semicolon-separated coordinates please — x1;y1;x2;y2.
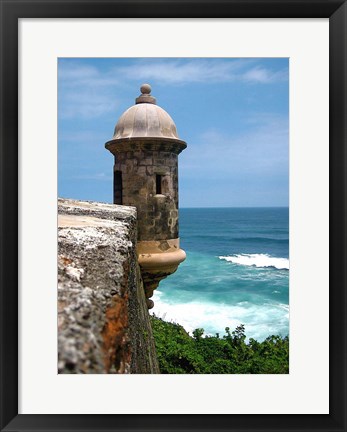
151;207;289;341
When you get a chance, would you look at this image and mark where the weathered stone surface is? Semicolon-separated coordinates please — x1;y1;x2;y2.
112;147;180;241
58;198;136;223
58;198;159;374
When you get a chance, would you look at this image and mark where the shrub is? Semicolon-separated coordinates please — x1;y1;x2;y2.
150;315;289;374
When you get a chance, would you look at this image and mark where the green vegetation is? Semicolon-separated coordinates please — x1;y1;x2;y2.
150;315;289;374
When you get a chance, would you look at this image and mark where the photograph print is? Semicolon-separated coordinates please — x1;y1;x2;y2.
57;58;289;374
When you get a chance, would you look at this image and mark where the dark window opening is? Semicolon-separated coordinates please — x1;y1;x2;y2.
114;170;123;205
156;174;162;195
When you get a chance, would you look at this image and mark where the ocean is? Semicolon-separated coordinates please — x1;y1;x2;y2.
151;207;289;342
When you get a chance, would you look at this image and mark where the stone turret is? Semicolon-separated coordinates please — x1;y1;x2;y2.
105;84;187;308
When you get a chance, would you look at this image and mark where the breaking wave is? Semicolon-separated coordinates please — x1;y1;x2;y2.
219;253;289;270
151;290;289;341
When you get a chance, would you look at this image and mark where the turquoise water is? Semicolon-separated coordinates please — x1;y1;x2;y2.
151;208;289;341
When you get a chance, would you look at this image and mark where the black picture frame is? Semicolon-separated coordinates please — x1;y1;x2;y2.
1;1;346;431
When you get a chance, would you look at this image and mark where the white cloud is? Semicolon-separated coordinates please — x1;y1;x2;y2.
117;59;288;85
242;66;289;83
71;172;112;181
180;113;289;178
58;59;288;119
59;62;119;88
58;61;121;119
59;91;118;119
117;59;248;83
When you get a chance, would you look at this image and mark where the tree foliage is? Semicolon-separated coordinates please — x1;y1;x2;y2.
150;315;289;374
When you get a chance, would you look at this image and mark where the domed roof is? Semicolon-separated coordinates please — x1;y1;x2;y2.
112;84;180;140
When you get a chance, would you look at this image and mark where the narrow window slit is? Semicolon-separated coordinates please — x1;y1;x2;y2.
156;174;162;195
114;170;123;204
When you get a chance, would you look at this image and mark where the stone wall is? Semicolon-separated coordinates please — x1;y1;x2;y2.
112;142;180;241
58;198;160;374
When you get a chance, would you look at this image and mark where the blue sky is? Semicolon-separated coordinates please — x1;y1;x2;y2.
58;58;288;207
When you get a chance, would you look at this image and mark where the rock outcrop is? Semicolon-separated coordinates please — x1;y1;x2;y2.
58;198;160;374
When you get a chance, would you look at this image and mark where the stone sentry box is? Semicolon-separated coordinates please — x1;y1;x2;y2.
105;84;187;308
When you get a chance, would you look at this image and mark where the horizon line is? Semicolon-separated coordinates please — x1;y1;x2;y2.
179;206;289;209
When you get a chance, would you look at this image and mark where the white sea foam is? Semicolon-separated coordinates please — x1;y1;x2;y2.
219;253;289;270
151;290;289;342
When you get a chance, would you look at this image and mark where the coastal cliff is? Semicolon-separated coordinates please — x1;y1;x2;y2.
58;198;160;374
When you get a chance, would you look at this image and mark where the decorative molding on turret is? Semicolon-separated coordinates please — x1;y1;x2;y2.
105;137;187;155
